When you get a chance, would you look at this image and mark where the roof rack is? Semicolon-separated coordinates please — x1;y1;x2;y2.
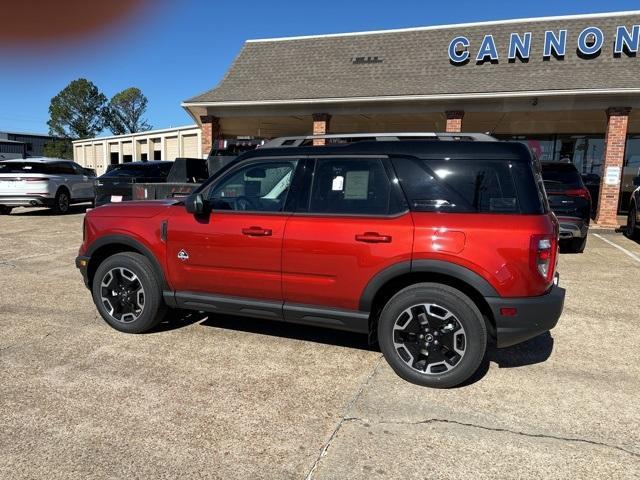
262;132;497;148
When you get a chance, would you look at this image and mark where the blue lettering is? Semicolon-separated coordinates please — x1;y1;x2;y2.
448;36;470;63
614;25;640;54
543;30;567;57
508;32;531;60
577;26;604;55
476;35;499;62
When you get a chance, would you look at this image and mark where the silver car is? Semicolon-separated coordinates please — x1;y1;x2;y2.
0;158;95;215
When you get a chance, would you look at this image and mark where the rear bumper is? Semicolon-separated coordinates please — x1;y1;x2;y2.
0;194;53;207
487;284;566;348
557;216;589;240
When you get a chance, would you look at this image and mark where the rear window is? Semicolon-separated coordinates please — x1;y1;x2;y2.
0;162;52;174
102;163;172;179
541;163;583;189
392;157;544;214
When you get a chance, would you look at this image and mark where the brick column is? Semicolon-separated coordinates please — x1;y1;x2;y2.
445;110;465;133
312;113;331;146
595;107;631;226
200;115;220;157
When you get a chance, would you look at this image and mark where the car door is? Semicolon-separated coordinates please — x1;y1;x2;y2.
282;156;414;318
71;162;95;199
166;157;302;312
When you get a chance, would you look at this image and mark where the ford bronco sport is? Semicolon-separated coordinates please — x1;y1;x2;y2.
76;133;565;388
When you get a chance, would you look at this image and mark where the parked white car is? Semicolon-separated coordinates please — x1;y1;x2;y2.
0;158;95;215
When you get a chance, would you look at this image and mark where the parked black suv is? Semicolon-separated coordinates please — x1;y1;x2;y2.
541;162;591;253
94;161;173;206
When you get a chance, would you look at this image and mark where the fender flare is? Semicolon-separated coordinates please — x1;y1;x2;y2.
86;234;169;290
359;259;499;312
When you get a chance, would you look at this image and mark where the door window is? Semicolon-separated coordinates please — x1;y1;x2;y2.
307;158;404;215
208;160;297;212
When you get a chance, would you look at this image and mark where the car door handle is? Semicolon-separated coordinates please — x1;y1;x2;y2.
355;232;392;243
242;226;272;237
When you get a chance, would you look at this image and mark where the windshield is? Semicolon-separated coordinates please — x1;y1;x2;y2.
541;164;583;189
102;163;172;178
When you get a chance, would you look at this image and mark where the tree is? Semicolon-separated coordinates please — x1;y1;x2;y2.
105;87;152;135
43;139;73;159
47;79;108;140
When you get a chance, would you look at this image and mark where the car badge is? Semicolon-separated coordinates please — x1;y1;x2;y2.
177;249;189;261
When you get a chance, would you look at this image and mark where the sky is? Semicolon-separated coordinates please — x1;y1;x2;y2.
0;0;638;136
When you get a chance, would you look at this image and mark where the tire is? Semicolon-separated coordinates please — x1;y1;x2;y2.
378;283;487;388
627;205;639;240
52;188;71;214
92;252;166;333
568;235;587;253
0;206;12;215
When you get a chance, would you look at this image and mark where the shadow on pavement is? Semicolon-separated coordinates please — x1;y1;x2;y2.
198;313;374;351
451;332;554;388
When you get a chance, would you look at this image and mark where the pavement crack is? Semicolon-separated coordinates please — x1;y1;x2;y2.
304;354;384;480
342;416;640;459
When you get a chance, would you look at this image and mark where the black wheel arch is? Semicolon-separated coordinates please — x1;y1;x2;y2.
360;260;499;343
86;235;169;292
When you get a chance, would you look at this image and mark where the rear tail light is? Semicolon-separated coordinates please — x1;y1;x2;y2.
564;188;591;201
530;234;557;283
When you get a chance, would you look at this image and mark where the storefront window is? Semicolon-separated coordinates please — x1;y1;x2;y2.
620;135;640;212
497;134;604;175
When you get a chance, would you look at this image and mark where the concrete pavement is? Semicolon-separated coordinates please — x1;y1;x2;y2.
1;207;638;479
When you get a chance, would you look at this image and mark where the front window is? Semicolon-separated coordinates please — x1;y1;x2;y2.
208;160;297;212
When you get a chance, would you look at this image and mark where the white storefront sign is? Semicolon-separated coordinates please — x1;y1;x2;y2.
604;166;621;185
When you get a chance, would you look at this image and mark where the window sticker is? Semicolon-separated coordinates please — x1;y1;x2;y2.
332;175;344;191
344;171;369;199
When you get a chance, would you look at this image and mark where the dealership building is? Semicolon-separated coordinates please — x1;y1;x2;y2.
178;10;640;227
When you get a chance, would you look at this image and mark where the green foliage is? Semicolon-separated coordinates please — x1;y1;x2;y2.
47;78;108;140
43;139;73;159
105;87;152;135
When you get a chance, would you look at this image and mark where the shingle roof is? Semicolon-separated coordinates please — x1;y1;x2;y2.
185;11;640;104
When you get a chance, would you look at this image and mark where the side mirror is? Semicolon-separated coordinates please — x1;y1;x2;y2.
185;193;205;214
634;176;640;187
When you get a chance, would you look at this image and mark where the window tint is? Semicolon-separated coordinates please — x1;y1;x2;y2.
308;158;402;215
102;163;172;179
0;162;51;174
541;163;584;189
208;160;297;212
53;162;75;175
393;157;543;214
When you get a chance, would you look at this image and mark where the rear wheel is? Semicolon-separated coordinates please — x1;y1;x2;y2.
627;205;639;240
0;206;12;215
378;283;487;388
92;252;165;333
52;188;70;214
567;235;587;253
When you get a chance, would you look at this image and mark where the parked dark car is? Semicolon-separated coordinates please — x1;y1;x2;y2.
625;175;640;240
541;162;591;253
94;161;173;206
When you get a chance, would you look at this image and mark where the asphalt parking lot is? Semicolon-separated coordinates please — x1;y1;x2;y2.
1;207;639;479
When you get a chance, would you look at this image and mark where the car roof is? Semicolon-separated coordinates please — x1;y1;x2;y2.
0;157;70;163
111;161;172;167
238;140;533;162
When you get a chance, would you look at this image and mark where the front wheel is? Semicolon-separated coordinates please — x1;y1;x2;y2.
378;283;487;388
627;205;639;240
92;252;166;333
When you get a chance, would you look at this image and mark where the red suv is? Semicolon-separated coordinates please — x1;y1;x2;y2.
76;134;565;388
